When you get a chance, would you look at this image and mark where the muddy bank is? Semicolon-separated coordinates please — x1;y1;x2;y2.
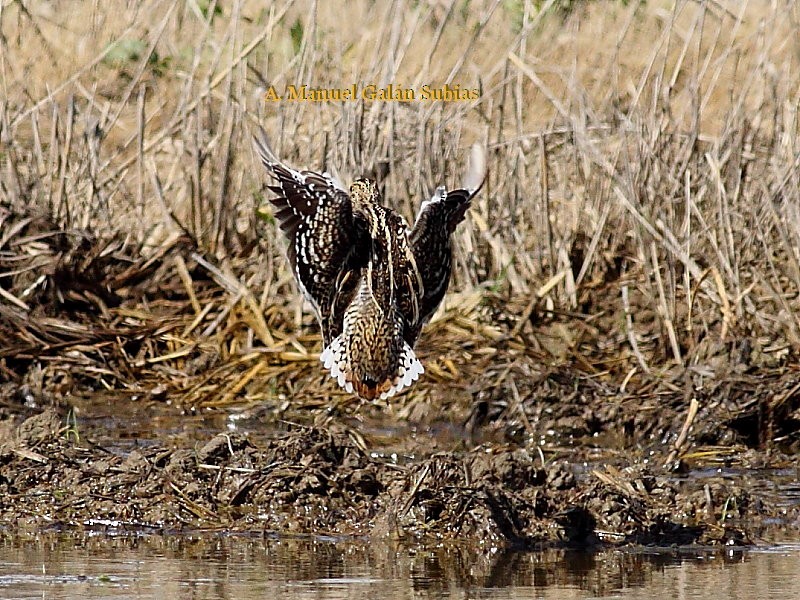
1;408;797;547
1;212;800;547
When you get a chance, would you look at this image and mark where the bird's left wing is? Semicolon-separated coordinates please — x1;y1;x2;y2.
253;130;369;343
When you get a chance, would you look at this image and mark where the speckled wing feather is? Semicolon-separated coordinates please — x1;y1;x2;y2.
409;144;486;340
387;211;424;342
253;131;369;345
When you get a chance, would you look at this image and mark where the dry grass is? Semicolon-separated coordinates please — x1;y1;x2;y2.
1;0;800;425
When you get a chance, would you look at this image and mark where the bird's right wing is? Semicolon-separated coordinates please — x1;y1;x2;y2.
412;143;486;236
409;144;487;334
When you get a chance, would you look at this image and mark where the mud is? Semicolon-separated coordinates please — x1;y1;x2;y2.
1;398;798;547
1;212;799;548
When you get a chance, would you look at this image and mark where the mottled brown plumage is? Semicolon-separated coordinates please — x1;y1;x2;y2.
253;134;369;346
409;144;486;344
321;179;424;400
254;129;486;401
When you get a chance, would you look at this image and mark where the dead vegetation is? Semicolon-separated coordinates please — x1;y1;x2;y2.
1;0;800;542
2;407;788;545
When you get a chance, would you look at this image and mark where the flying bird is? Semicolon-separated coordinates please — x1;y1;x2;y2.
254;130;486;401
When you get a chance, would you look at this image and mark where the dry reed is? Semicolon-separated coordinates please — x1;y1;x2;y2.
1;0;799;437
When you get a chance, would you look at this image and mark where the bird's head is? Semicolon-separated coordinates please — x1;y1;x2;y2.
349;178;379;215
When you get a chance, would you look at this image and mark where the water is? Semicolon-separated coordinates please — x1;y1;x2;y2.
9;401;796;599
2;533;800;599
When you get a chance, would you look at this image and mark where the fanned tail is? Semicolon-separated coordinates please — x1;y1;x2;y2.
320;338;424;400
379;343;424;401
320;335;354;395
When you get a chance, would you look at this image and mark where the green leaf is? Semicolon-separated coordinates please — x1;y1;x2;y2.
256;205;276;226
197;0;222;21
104;38;148;65
290;19;304;55
103;38;171;77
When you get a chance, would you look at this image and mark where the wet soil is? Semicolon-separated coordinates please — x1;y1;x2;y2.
1;396;798;547
1;212;799;548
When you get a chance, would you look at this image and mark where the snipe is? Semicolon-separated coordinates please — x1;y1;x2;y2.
254;131;485;400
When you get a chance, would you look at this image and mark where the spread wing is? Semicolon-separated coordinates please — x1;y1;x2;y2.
392;216;424;343
253;130;369;344
410;144;486;335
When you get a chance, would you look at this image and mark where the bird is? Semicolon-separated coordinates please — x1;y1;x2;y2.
254;130;486;401
408;143;486;345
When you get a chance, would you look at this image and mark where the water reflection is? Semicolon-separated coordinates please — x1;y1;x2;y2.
1;533;800;599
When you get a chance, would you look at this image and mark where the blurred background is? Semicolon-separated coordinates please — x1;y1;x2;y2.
1;0;799;429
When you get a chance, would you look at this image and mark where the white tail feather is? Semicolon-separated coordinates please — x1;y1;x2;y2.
379;343;424;400
320;336;348;389
321;338;424;399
